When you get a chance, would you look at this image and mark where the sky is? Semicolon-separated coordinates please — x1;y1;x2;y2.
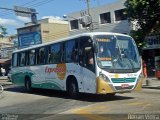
0;0;118;35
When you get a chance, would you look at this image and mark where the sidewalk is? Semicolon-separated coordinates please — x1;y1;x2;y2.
142;77;160;89
0;76;8;80
0;76;12;87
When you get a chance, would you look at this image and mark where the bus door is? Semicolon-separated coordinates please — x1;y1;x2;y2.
79;37;96;93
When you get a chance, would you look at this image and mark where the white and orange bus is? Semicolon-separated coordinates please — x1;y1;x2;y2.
11;32;142;98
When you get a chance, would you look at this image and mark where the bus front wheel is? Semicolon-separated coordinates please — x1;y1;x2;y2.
67;79;79;99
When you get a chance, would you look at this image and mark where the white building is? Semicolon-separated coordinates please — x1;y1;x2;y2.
66;0;131;36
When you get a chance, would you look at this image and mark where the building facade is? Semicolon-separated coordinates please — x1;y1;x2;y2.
66;0;160;78
142;35;160;77
0;36;16;75
67;0;131;36
17;18;69;48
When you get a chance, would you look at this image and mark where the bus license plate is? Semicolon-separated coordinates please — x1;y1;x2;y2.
121;84;129;88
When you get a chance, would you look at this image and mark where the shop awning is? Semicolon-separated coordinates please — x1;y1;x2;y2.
0;59;11;64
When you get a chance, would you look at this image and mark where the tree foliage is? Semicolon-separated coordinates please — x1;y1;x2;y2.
0;25;7;38
130;30;145;54
124;0;160;38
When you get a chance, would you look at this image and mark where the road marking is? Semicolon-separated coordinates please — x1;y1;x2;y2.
127;102;146;106
70;104;109;113
61;103;114;120
73;108;112;120
127;101;152;110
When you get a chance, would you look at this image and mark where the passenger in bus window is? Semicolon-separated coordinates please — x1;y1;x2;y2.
48;53;52;63
40;50;45;64
87;48;94;71
30;54;35;65
88;51;94;65
21;54;25;66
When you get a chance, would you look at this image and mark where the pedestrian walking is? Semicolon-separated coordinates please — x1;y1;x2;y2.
1;67;6;76
142;60;149;85
143;60;148;78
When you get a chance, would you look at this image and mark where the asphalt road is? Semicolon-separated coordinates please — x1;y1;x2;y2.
0;85;160;120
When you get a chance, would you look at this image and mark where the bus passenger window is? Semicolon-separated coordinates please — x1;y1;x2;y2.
48;53;54;64
79;36;95;71
64;40;77;63
85;47;94;71
12;53;18;67
29;49;35;65
38;47;45;64
20;52;25;66
49;43;61;64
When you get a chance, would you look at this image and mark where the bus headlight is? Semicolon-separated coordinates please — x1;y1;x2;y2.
99;73;110;82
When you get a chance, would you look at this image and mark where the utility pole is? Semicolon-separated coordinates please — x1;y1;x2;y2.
82;0;93;31
86;0;91;16
87;0;93;31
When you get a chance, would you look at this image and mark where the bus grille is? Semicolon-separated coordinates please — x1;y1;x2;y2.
111;78;136;83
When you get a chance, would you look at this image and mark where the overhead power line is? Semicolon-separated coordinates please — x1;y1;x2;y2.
0;0;55;17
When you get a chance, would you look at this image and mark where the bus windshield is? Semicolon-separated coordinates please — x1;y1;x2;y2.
95;35;141;73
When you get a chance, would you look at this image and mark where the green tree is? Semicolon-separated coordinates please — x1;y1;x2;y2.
0;25;7;38
124;0;160;37
124;0;160;54
130;30;145;54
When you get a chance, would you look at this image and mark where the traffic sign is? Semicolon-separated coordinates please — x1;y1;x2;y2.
14;6;37;18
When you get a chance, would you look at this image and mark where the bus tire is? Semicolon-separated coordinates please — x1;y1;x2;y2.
25;77;32;92
67;78;79;99
107;93;116;97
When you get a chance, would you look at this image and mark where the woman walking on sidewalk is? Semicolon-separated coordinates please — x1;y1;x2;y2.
143;60;148;78
142;60;150;85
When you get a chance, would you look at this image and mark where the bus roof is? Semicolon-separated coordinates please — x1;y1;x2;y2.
13;32;131;53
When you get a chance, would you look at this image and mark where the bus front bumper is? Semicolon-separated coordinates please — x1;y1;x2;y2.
96;77;142;94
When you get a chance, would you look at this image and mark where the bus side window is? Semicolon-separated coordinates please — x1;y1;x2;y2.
12;53;18;67
64;39;78;63
37;47;45;64
48;46;52;64
49;43;62;64
25;51;29;66
29;49;35;65
20;52;26;66
85;47;94;66
79;37;95;72
79;36;92;66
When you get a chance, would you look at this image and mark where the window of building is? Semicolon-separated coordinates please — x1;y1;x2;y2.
70;20;79;30
12;53;18;67
37;47;46;64
48;43;61;64
100;12;111;24
20;52;26;66
29;49;36;65
115;9;127;21
64;40;77;62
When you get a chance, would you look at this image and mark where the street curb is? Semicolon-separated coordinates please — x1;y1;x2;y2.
142;86;160;90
